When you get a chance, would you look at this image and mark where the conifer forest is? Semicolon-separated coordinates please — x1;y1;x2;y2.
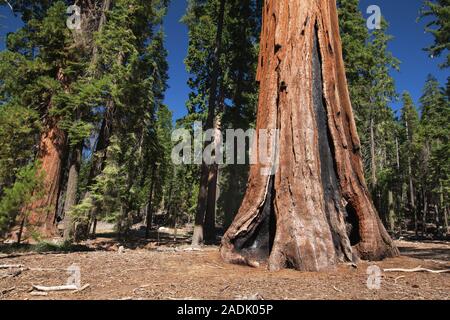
0;0;448;303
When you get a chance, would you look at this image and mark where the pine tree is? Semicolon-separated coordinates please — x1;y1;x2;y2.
68;0;170;239
337;0;371;127
418;75;449;234
399;92;420;234
0;1;89;238
337;3;400;228
421;0;450;68
183;0;260;244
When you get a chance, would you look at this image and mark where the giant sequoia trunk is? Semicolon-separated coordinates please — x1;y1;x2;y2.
221;0;399;271
26;68;69;238
27;117;66;238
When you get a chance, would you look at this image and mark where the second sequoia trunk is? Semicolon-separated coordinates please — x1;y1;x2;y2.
221;0;399;271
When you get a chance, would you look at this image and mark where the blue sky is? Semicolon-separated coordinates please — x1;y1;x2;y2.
1;0;448;121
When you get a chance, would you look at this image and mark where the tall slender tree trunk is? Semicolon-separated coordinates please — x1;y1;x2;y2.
422;189;428;237
395;136;400;171
192;0;226;246
221;0;398;271
145;163;157;239
204;86;225;244
405;118;417;235
444;207;449;233
370;117;377;187
63;143;82;240
440;181;448;232
388;190;395;232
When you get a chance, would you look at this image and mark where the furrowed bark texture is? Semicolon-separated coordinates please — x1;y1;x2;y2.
221;0;399;272
27;117;66;238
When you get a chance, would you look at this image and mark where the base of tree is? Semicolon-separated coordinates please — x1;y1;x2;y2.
221;0;399;272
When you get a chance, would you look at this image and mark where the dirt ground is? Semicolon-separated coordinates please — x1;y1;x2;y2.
0;238;449;300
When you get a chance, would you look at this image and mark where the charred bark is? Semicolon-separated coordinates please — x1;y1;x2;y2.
221;0;399;272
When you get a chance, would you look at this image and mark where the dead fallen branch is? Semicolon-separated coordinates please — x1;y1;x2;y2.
394;276;406;284
32;285;79;292
333;286;343;293
30;292;49;296
72;284;90;294
1;286;15;294
384;266;450;274
0;264;25;269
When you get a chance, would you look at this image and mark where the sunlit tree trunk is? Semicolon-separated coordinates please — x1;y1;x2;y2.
221;0;399;271
192;0;226;246
27;69;68;238
63;143;82;240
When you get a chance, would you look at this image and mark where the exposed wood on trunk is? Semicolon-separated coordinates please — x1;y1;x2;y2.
221;0;398;272
63;143;82;240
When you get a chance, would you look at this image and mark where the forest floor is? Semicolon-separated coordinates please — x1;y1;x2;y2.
0;226;449;300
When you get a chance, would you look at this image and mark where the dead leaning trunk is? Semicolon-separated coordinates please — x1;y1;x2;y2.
221;0;399;272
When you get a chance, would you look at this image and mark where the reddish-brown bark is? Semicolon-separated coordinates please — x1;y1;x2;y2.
221;0;399;271
27;119;66;238
26;69;68;238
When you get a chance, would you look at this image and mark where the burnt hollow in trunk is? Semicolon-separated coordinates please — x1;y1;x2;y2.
232;177;276;262
345;203;361;246
312;26;349;256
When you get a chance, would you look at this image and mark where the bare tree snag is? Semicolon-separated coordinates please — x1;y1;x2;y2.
221;0;399;272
